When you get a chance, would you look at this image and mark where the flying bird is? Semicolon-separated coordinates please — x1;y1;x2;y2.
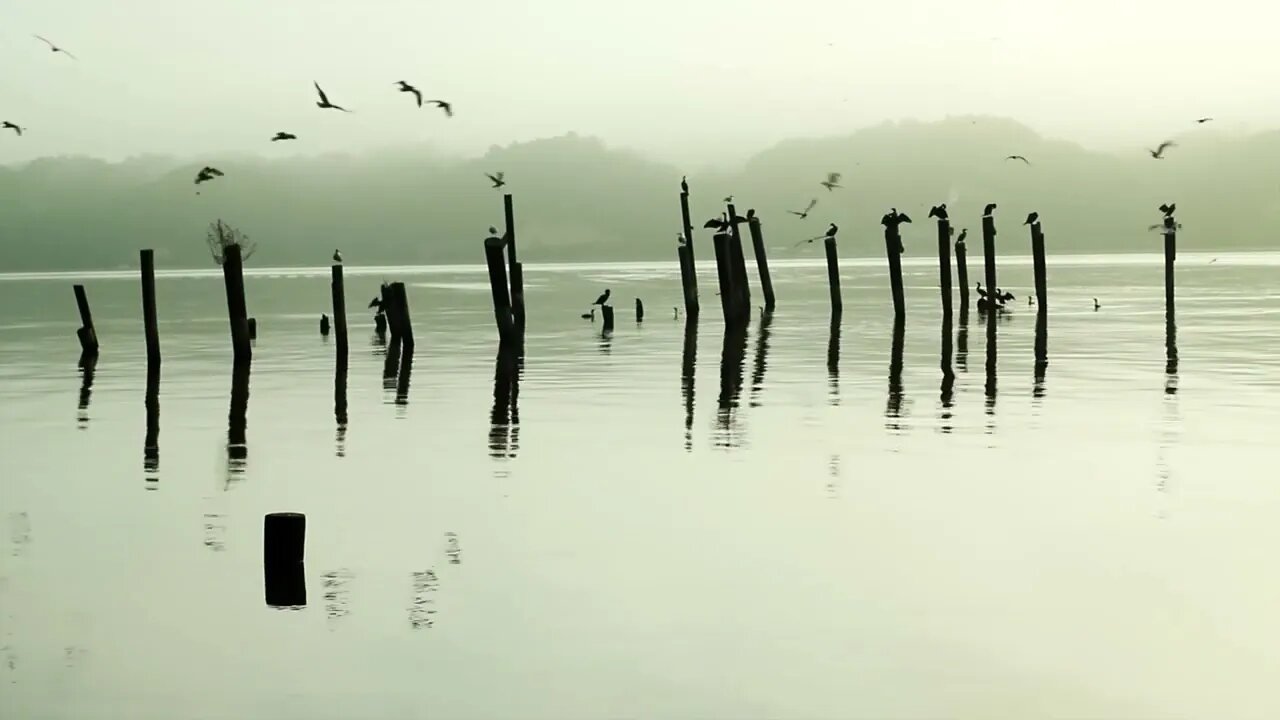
1024;212;1039;225
1194;117;1213;124
395;81;423;107
271;132;297;142
592;289;612;307
928;204;949;220
194;166;224;185
820;172;843;191
1159;203;1176;216
2;121;23;136
333;249;342;263
680;176;689;195
1005;155;1030;164
788;199;818;219
34;35;77;60
983;202;998;216
486;172;506;189
1148;141;1176;159
313;82;351;112
795;223;838;246
426;100;453;117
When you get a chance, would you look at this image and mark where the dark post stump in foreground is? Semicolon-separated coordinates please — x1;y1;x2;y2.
824;237;843;317
881;211;908;321
504;194;525;333
936;218;953;317
981;209;998;316
139;250;160;367
601;305;615;333
221;244;252;362
635;298;644;323
747;217;776;313
483;235;517;345
956;235;970;311
72;284;99;363
725;204;752;326
677;243;700;318
711;232;736;326
331;264;348;370
264;512;306;608
1030;218;1048;310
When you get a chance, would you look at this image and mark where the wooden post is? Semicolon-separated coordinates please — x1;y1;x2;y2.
72;284;99;362
139;250;160;367
982;210;998;316
679;192;699;298
264;512;306;608
635;298;644;323
381;283;401;342
1163;213;1176;320
711;232;735;326
726;204;751;325
1030;219;1047;310
331;264;348;371
936;218;953;317
827;316;841;405
390;282;413;353
1034;307;1048;394
601;305;615;333
221;244;251;362
747;217;776;312
677;243;700;318
504;194;525;333
984;310;998;409
228;360;251;473
824;237;843;317
483;235;517;345
955;235;970;311
883;220;906;321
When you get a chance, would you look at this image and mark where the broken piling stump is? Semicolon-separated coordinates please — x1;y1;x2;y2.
264;512;306;608
72;284;99;364
483;234;517;345
747;216;776;312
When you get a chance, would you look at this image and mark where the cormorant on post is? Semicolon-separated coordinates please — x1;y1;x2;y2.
983;202;998;217
680;176;689;195
976;282;990;299
955;228;968;247
928;203;949;220
787;199;817;219
677;233;687;246
703;214;730;232
592;289;611;306
333;249;342;263
881;208;912;225
1024;211;1039;226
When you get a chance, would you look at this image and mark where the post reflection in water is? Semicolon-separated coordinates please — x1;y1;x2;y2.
983;311;998;419
749;311;773;407
227;360;250;482
1033;308;1048;399
1165;314;1179;391
395;348;413;408
885;318;905;428
680;319;698;452
382;334;401;392
334;366;348;457
827;316;841;406
144;365;160;488
598;325;613;355
488;348;521;459
713;326;749;448
956;306;969;373
940;311;955;432
76;358;96;429
1157;314;1181;511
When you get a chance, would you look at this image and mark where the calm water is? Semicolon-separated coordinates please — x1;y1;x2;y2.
3;252;1280;719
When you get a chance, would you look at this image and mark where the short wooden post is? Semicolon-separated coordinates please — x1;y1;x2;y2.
677;243;700;318
72;284;99;362
601;305;615;332
139;250;160;367
504;194;526;333
320;314;331;336
726;204;752;325
711;232;736;325
955;234;970;310
264;512;306;608
635;298;644;323
483;235;517;345
1030;218;1047;310
331;264;348;370
747;217;776;312
982;209;998;316
936;218;953;317
824;236;843;317
221;244;251;362
882;216;907;320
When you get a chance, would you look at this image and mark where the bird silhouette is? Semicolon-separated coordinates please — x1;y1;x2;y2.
928;204;949;220
680;176;689;195
488;226;500;236
34;35;77;60
820;172;843;191
271;132;297;142
955;228;968;246
368;296;383;310
426;100;453;117
745;208;757;221
1005;155;1030;164
581;309;596;321
1149;141;1176;159
314;82;351;112
194;166;224;185
333;249;342;263
881;208;912;225
2;121;23;136
677;234;687;246
1159;203;1176;216
723;195;734;203
1093;298;1100;311
983;202;998;216
486;172;506;189
1194;117;1213;124
796;223;837;246
1024;212;1039;225
787;199;818;219
592;289;612;306
703;214;730;232
395;81;423;107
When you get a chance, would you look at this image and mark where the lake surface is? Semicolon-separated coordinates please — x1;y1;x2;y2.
3;252;1280;719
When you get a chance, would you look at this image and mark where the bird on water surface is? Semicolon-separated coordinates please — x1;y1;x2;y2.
2;121;23;136
592;289;612;307
271;132;297;142
486;172;506;189
34;35;77;59
395;81;423;107
788;199;818;219
820;172;843;191
1149;141;1176;159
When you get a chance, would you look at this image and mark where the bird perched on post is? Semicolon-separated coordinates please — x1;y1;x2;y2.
313;82;351;112
881;208;912;226
333;249;342;263
677;233;687;247
271;132;297;142
680;176;689;195
955;228;968;248
1023;212;1039;226
1159;203;1176;217
787;199;817;219
983;202;998;217
820;172;843;191
703;214;730;232
795;223;837;247
1;121;23;136
1148;141;1176;159
592;289;612;307
395;81;423;107
928;204;949;220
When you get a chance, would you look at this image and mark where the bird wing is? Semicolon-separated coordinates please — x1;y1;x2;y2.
898;213;912;223
209;168;223;176
804;198;818;213
703;219;722;228
314;82;330;104
1157;140;1176;153
485;173;500;184
410;88;423;106
429;100;453;116
59;48;78;60
33;34;55;49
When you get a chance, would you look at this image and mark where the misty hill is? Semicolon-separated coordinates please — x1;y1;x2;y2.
1;118;1278;272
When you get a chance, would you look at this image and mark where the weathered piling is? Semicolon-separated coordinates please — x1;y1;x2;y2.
483;235;517;345
1029;218;1048;310
601;305;615;333
936;217;953;316
380;283;400;341
882;211;908;320
504;194;525;333
390;282;413;353
247;318;258;340
679;192;697;265
228;360;250;473
331;264;348;370
221;244;252;362
981;208;998;316
1034;307;1048;396
677;243;700;317
711;232;736;325
139;249;160;367
824;236;843;317
77;358;96;427
635;298;645;323
955;233;970;310
395;344;413;406
747;217;776;312
725;204;752;325
263;512;306;608
1162;209;1177;319
72;284;99;362
827;316;841;406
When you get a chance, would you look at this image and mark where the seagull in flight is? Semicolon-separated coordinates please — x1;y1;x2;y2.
1148;141;1176;159
271;132;297;142
34;35;77;60
426;100;453;117
1194;117;1214;124
2;121;23;136
486;172;506;189
788;199;818;219
395;81;423;107
313;82;351;112
820;172;843;191
194;166;224;185
1005;155;1030;164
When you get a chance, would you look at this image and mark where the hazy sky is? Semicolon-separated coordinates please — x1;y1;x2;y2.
3;0;1278;166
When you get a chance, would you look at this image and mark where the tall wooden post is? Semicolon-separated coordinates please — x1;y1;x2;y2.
725;204;751;325
221;244;251;362
955;235;970;311
677;243;700;318
711;232;735;326
140;250;160;367
982;209;998;316
331;264;348;371
679;192;699;290
484;235;517;345
824;236;843;317
747;217;776;312
1162;212;1177;321
72;284;99;363
504;194;525;333
882;213;907;321
1030;219;1048;310
936;218;953;317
